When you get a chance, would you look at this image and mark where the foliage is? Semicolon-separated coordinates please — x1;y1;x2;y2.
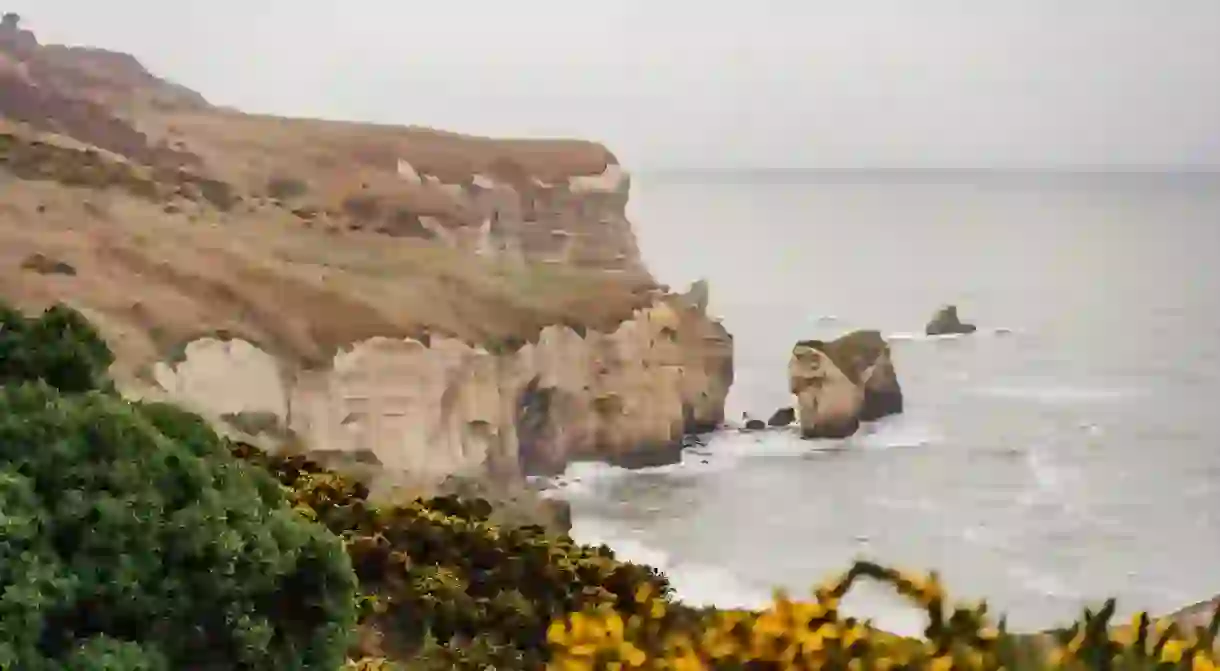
546;559;1220;670
0;303;115;394
234;442;673;669
0;301;358;670
5;301;1219;671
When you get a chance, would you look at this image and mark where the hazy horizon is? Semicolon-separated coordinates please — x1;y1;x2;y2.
8;1;1220;171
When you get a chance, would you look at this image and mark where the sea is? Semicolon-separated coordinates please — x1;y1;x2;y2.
536;170;1220;635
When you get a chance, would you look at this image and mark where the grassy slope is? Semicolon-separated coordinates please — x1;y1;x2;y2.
1;29;658;385
0;127;657;384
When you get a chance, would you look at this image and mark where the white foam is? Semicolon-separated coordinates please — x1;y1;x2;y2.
570;517;934;636
839;582;933;637
850;417;939;450
1006;564;1082;600
570;517;772;610
972;384;1141;404
540;420;940;504
887;327;1016;342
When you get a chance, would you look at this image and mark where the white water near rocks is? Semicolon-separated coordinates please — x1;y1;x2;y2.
539;171;1220;635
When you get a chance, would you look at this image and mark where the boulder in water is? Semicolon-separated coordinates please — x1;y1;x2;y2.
788;330;904;439
767;407;796;427
925;304;977;336
744;418;766;431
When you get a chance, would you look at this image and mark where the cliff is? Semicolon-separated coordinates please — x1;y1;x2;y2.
152;289;731;486
0;16;733;486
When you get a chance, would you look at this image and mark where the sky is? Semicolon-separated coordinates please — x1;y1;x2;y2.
8;0;1220;170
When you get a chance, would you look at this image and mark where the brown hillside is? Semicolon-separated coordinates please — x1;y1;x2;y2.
0;14;621;229
0;16;659;383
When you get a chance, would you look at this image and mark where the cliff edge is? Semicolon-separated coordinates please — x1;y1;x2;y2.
0;14;732;488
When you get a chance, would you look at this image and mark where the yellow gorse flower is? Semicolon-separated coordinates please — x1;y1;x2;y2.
544;560;1220;671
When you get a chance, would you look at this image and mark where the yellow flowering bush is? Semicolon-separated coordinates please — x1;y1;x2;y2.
547;560;1220;670
231;441;671;668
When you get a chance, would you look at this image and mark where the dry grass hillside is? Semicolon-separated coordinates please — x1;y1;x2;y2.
0;15;661;384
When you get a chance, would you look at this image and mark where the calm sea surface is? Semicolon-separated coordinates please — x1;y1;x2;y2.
541;171;1220;634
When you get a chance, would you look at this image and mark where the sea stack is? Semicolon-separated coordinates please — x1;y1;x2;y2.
787;330;903;439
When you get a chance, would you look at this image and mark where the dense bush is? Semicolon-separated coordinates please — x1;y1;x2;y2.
0;303;115;394
235;442;673;669
0;302;358;670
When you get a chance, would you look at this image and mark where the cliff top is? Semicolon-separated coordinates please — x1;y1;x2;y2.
0;13;620;214
0;16;660;382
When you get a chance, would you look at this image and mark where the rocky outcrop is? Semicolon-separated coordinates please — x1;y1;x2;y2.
767;407;796;427
396;157;647;274
925;304;977;336
788;330;903;439
150;285;733;484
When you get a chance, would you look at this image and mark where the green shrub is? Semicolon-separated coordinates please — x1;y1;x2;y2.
0;303;114;393
0;383;358;669
0;301;359;669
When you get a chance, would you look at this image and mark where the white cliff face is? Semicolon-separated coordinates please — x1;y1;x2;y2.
151;289;733;484
152;339;287;418
401;162;645;273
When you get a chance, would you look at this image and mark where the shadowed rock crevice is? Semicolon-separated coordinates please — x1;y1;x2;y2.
516;376;556;475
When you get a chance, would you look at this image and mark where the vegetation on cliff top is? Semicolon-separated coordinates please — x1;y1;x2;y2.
0;128;657;379
1;300;1218;670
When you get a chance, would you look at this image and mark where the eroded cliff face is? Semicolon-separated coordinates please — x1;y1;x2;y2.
0;20;732;486
402;160;645;274
152;288;732;485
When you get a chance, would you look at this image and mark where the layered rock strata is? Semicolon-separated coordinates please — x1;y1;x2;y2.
153;285;733;484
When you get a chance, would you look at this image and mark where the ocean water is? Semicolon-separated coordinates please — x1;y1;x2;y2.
540;170;1220;635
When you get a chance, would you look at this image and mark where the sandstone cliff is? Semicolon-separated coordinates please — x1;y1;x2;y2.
0;14;643;273
152;287;731;486
0;18;733;486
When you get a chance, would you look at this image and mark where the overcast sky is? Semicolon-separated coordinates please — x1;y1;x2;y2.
9;1;1220;170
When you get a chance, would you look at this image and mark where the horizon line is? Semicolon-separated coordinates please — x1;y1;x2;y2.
634;165;1220;175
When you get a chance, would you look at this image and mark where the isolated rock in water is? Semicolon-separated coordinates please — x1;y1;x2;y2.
818;330;904;421
925;304;977;336
739;412;765;431
685;278;710;314
788;341;863;439
767;406;796;427
788;330;904;439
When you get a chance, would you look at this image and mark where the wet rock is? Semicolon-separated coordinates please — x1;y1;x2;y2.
788;330;903;439
767;407;796;427
925;304;977;336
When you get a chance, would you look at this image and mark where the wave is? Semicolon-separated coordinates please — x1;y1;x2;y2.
887;326;1016;342
850;417;940;450
570;515;933;636
571;516;773;610
970;384;1143;404
539;418;941;500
